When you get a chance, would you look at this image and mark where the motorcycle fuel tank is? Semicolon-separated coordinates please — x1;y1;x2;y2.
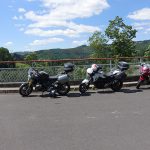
58;74;69;83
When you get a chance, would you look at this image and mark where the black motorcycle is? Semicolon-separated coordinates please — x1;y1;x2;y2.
19;63;74;97
79;61;129;94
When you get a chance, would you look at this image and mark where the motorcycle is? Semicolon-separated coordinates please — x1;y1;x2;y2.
79;61;129;94
136;63;150;89
19;63;74;97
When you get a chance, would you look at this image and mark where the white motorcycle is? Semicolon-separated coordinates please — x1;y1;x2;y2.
79;62;129;94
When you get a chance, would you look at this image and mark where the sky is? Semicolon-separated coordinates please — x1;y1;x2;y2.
1;0;150;52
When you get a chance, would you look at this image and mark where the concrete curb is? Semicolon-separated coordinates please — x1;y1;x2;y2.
0;82;138;94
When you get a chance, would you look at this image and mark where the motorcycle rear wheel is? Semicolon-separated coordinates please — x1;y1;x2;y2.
57;83;70;96
79;83;89;94
19;83;33;97
111;80;123;91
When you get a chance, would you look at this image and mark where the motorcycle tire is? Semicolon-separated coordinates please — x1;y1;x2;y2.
136;80;143;89
19;83;33;97
49;87;57;98
79;83;89;94
111;80;123;92
57;83;70;96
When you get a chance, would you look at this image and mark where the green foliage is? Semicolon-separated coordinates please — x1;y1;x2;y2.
24;52;38;61
144;45;150;60
88;31;110;58
0;47;15;68
11;39;150;62
0;47;13;61
16;63;30;68
74;66;87;80
36;45;92;60
105;16;137;57
12;53;24;61
135;40;150;56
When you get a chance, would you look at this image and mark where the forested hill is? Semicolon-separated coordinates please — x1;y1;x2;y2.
13;40;150;60
135;40;150;56
14;45;92;60
36;45;92;59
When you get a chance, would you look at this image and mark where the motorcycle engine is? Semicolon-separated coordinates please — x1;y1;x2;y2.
35;84;42;91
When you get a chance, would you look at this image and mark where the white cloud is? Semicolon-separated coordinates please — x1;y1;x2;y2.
132;22;150;34
22;0;108;37
41;0;109;19
19;16;24;20
13;16;18;20
133;22;150;29
12;15;24;20
25;23;100;37
19;28;25;31
25;0;109;21
128;8;150;20
29;38;64;46
5;42;13;46
18;8;26;13
12;0;109;49
128;8;150;34
25;28;78;37
73;40;87;46
132;22;150;33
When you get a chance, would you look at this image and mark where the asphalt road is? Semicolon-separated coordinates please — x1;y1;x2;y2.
0;87;150;150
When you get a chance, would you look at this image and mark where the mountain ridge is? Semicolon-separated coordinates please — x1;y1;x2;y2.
13;40;150;60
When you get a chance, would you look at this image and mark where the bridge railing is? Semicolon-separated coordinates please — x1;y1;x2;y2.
0;57;150;82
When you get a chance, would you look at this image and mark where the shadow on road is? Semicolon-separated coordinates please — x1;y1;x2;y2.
96;88;143;94
97;90;115;94
67;92;95;97
40;94;61;98
22;87;146;99
119;88;143;93
23;93;61;98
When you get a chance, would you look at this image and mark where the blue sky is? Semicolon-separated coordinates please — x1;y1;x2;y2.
1;0;150;52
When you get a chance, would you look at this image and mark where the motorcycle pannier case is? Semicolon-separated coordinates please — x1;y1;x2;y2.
58;74;69;83
118;61;129;71
64;63;74;73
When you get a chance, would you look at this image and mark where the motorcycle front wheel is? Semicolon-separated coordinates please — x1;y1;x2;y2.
79;83;89;94
19;83;33;97
111;80;123;91
57;83;70;96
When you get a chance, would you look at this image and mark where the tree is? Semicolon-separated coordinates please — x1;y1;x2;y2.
88;31;110;58
24;52;38;61
0;47;15;68
144;45;150;60
105;16;137;57
0;47;13;61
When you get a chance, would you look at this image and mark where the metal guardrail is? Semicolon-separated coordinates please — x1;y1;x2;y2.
0;63;140;82
0;57;149;82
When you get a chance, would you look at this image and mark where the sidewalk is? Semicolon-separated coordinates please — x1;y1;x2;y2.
0;81;138;94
